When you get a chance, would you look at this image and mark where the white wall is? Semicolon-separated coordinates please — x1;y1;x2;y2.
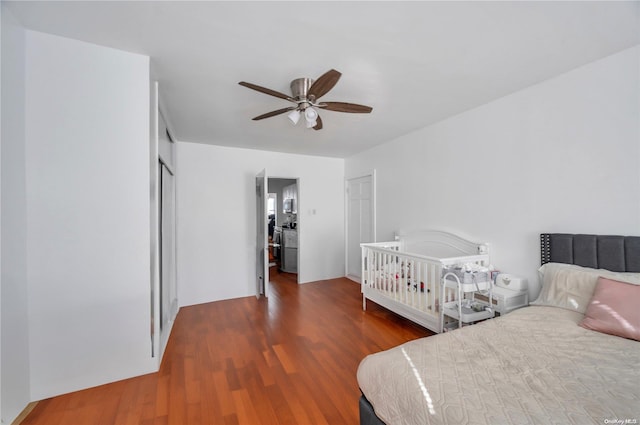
176;142;345;306
346;46;640;299
24;30;155;400
0;4;31;423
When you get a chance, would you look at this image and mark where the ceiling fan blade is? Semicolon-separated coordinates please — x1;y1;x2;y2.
312;115;323;131
252;107;296;121
319;102;373;114
239;81;295;102
308;69;341;100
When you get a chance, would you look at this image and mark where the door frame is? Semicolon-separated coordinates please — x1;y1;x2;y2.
267;176;301;284
256;169;268;298
344;169;376;281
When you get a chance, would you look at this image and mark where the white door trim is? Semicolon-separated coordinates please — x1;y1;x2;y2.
255;169;268;298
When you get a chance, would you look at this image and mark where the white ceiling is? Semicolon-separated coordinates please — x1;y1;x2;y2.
6;1;640;158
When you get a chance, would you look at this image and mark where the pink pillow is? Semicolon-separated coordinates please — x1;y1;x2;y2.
580;276;640;341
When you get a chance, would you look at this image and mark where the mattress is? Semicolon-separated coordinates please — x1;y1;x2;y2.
357;306;640;425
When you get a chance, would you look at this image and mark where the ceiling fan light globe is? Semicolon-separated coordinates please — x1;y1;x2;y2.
304;107;318;122
287;109;301;125
305;119;317;129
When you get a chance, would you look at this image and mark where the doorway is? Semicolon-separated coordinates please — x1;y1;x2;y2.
346;172;376;282
267;177;299;283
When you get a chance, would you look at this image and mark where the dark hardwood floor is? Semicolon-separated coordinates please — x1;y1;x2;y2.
21;269;433;425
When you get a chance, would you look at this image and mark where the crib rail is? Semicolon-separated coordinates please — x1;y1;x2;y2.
360;241;490;333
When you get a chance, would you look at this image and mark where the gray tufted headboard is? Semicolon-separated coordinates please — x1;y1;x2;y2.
540;233;640;272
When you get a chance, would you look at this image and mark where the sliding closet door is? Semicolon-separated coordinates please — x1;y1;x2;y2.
159;161;177;339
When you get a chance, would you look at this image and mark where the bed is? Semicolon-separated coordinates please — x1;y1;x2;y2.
360;230;491;334
357;233;640;425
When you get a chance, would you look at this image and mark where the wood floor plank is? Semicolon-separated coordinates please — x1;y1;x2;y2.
212;370;234;418
231;389;263;425
19;272;432;425
271;344;297;375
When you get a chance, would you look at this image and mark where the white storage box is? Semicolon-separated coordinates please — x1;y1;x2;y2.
492;286;528;314
495;274;527;292
475;274;529;314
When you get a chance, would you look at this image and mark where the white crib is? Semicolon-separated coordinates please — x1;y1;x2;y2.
360;230;490;333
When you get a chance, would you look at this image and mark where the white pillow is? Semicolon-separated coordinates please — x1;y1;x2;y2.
532;263;640;314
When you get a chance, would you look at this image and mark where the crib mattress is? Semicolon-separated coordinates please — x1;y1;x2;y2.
357;306;640;425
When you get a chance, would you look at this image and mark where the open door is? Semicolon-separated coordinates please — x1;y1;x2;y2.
256;169;269;298
159;160;177;344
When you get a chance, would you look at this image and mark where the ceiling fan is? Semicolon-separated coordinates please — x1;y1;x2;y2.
238;69;372;130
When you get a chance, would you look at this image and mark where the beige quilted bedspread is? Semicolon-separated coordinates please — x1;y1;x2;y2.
357;306;640;425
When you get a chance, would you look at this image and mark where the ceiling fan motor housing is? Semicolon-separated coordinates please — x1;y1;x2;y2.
290;78;315;104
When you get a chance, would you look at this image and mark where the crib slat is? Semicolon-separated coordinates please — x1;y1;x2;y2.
414;261;420;309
